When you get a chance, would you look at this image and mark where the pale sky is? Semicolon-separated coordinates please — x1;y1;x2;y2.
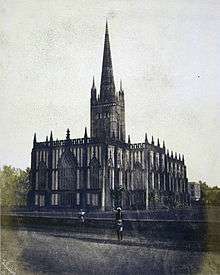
1;0;220;186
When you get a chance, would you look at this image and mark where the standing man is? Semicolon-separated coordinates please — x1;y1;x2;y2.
78;209;86;231
115;207;123;241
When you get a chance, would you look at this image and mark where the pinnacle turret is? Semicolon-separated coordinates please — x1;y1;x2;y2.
145;133;148;143
92;76;96;90
66;128;70;140
120;79;123;92
157;138;160;147
151;136;154;145
84;127;88;139
33;133;37;146
163;140;165;148
91;76;97;104
50;131;53;141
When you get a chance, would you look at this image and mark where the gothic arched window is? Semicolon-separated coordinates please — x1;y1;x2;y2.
90;157;101;189
38;161;48;190
133;162;144;190
58;150;77;190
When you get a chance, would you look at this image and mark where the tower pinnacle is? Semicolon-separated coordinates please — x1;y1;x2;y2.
66;128;70;140
92;76;96;90
33;133;37;146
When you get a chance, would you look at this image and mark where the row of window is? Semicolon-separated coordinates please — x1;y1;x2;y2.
36;149;184;175
96;112;110;119
34;193;99;207
35;146;103;170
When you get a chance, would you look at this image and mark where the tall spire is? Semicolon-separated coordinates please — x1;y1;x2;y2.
100;20;115;102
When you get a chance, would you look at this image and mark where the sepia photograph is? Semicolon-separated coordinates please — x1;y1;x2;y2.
1;1;220;274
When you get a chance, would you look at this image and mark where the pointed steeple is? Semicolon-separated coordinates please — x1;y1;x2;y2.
100;20;115;102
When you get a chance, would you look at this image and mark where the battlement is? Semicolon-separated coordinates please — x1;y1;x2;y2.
129;143;146;149
34;137;96;149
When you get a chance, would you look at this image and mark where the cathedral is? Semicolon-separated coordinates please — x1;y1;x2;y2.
28;22;190;211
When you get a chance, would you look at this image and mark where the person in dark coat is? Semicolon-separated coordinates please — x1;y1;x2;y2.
115;207;123;241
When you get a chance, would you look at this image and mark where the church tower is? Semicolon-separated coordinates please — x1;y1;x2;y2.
90;21;126;142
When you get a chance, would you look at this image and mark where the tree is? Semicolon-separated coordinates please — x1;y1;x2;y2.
199;181;220;206
0;166;30;207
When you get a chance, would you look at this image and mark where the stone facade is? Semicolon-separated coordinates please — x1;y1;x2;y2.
28;22;190;211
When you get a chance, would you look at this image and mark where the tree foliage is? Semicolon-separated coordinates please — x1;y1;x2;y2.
199;180;220;206
0;165;30;207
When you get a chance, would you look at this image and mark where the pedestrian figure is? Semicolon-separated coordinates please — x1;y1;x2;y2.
115;207;123;241
78;209;86;231
79;209;85;223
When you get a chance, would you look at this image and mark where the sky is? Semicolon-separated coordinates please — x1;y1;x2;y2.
0;0;220;186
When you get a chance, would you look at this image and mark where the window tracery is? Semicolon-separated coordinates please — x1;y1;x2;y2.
58;150;77;190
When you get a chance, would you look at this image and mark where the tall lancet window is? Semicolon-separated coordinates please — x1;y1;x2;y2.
133;162;144;190
58;150;77;190
38;161;48;190
89;157;101;189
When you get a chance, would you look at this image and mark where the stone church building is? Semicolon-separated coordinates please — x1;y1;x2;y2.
28;22;190;211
